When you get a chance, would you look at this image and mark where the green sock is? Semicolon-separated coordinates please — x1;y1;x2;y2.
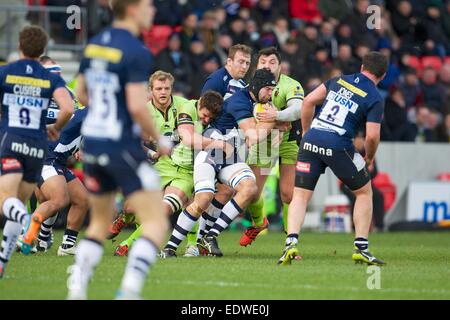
120;224;141;248
248;196;266;227
186;221;199;246
282;203;289;233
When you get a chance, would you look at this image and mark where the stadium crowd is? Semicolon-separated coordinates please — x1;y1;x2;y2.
9;0;450;143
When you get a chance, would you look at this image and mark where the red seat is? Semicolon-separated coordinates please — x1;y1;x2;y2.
404;55;423;77
421;56;443;72
372;172;396;212
444;56;450;66
437;173;450;181
142;25;173;56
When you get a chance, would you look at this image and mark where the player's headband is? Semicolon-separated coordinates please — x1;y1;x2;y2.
44;64;62;74
249;68;276;99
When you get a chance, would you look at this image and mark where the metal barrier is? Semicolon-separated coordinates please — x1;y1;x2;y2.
0;4;88;58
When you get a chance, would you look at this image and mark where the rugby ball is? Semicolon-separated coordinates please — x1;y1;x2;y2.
253;102;276;122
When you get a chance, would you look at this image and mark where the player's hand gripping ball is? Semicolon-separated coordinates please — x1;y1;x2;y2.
254;102;277;122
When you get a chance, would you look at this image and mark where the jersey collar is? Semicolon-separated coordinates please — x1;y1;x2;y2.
152;96;175;121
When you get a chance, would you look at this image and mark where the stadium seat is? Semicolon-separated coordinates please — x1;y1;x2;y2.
27;0;47;5
142;25;173;56
405;55;423;76
421;56;443;72
372;172;396;212
444;56;450;66
437;172;450;181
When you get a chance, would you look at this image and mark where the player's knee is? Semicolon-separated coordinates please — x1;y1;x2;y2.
193;192;214;214
50;193;70;211
280;188;293;204
217;184;235;198
237;178;259;202
71;190;89;210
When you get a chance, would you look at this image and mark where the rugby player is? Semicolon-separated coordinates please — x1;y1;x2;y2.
0;25;73;276
278;52;388;266
66;0;171;300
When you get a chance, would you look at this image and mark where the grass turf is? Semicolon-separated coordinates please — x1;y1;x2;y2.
0;230;449;300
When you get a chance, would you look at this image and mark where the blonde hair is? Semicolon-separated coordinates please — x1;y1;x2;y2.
149;70;175;89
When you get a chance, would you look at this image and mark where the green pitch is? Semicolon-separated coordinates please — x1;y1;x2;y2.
1;230;449;299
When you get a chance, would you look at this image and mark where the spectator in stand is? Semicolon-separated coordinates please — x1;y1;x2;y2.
318;0;353;24
223;0;241;22
439;114;450;142
155;32;193;94
289;0;322;28
281;37;306;84
443;0;450;52
399;67;424;109
272;16;290;50
280;60;291;77
188;38;208;74
421;67;445;114
334;43;359;74
251;0;281;31
413;106;436;142
189;0;222;17
438;64;450;115
320;20;338;59
343;0;377;49
153;0;183;26
0;0;27;60
199;10;220;53
423;1;448;57
304;77;322;94
228;17;250;46
354;42;371;66
326;66;343;79
296;23;320;61
336;23;354;47
46;0;82;42
190;53;221;98
375;15;398;53
214;7;228;32
245;19;261;50
214;33;233;65
180;13;199;53
391;0;417;39
305;46;332;79
86;0;113;38
381;86;416;141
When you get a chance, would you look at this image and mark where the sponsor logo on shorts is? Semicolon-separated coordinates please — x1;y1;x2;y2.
1;158;22;171
303;142;333;156
296;161;311;173
11;142;45;158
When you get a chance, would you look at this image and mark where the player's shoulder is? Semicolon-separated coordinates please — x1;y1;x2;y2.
279;74;301;88
354;73;383;104
224;89;251;110
0;63;8;75
180;99;197;112
205;67;227;84
226;88;250;103
172;95;190;107
87;27;151;63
